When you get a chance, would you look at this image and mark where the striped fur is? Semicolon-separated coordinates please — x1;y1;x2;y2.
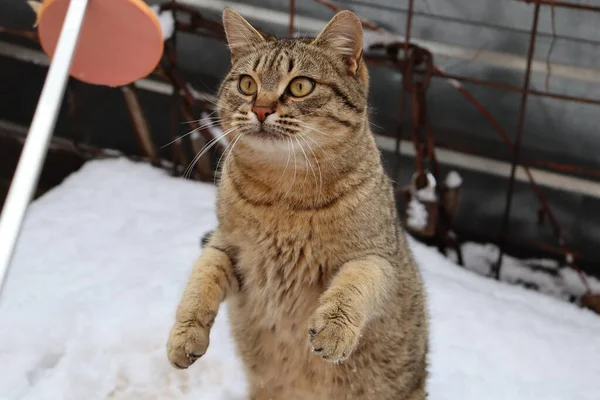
167;9;429;400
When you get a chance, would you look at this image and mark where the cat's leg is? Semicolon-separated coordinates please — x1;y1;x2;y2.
308;255;393;363
167;230;239;369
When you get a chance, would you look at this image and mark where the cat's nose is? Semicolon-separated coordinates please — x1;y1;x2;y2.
252;106;275;123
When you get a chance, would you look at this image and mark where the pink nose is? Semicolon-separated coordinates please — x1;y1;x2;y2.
252;106;275;122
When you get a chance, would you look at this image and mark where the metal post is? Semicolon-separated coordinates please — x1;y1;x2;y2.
288;0;296;37
493;2;541;279
0;0;90;295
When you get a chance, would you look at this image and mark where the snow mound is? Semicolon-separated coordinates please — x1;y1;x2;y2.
1;158;599;399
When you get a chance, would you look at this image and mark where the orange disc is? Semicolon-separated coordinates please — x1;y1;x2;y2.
38;0;164;87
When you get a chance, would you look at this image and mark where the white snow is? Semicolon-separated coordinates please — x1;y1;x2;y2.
459;242;600;302
363;30;403;50
151;6;175;40
444;170;462;189
406;198;428;231
415;186;437;202
1;158;599;400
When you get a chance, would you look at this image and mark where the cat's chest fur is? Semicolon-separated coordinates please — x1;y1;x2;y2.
220;203;343;325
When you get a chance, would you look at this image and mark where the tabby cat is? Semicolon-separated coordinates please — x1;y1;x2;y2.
167;8;428;400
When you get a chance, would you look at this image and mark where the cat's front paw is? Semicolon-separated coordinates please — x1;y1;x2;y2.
166;318;212;369
308;302;362;363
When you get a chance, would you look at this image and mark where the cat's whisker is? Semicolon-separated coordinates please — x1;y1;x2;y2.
180;110;220;126
192;90;223;109
297;130;330;156
214;129;241;185
183;126;239;179
224;131;245;170
294;136;311;188
369;121;384;130
162;119;224;149
284;137;298;199
278;136;293;184
295;135;318;192
180;117;222;127
294;124;334;165
298;133;324;195
295;122;331;139
192;88;238;115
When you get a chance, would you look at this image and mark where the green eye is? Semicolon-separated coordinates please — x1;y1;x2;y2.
288;77;315;97
238;75;258;95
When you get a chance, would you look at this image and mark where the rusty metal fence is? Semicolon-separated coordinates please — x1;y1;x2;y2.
0;0;598;304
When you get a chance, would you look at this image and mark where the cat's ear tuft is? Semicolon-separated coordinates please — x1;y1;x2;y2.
312;11;364;74
222;8;265;61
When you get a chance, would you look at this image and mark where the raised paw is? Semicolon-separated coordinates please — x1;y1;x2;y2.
167;319;211;369
308;303;362;363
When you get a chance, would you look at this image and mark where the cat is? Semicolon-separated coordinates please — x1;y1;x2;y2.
167;8;429;400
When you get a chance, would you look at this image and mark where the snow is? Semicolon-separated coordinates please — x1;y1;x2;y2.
412;172;438;202
406;197;428;231
458;242;600;302
1;158;599;400
444;171;462;189
150;6;175;40
363;30;403;50
415;186;437;202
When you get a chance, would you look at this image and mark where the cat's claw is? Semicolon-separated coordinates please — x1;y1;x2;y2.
167;320;210;369
308;303;362;363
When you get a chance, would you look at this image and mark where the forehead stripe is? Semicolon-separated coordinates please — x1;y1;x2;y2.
266;48;283;71
252;55;263;71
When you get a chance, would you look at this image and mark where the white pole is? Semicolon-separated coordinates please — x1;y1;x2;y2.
0;0;90;295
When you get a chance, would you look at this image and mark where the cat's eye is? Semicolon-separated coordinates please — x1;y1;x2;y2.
287;77;315;98
238;75;258;96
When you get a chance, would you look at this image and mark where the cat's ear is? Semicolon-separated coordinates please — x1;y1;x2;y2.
313;11;364;74
222;8;265;60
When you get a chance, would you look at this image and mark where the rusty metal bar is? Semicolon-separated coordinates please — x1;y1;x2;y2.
392;0;414;185
121;85;160;166
363;55;600;107
431;138;600;180
519;0;600;12
339;0;600;46
494;2;541;279
404;0;414;50
288;0;296;37
0;26;38;41
432;71;600;107
363;51;600;107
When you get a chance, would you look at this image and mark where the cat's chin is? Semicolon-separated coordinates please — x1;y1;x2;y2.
241;133;302;159
253;129;282;140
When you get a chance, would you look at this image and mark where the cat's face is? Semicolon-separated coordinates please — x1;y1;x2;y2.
218;9;369;158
